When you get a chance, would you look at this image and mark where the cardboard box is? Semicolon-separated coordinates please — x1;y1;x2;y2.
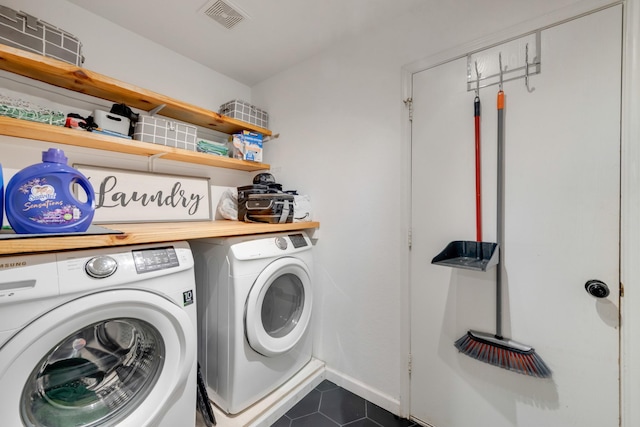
230;131;263;162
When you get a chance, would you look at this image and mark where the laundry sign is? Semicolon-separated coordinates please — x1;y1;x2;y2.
75;165;212;223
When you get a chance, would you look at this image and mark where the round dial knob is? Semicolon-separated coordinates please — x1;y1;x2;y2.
585;280;610;298
86;256;118;278
275;237;288;250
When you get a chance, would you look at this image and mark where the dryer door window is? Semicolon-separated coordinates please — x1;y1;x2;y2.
21;318;164;427
245;257;312;357
262;272;304;339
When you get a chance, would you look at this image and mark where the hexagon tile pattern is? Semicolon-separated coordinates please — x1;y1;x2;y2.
271;380;418;427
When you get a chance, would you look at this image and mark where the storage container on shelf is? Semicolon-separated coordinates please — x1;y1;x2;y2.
132;115;197;151
219;100;269;129
93;110;131;136
0;5;84;66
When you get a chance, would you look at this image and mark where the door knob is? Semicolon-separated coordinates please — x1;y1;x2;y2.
585;280;610;298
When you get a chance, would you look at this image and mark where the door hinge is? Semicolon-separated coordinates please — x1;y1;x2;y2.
408;227;412;250
408;353;412;376
404;97;413;122
620;282;624;298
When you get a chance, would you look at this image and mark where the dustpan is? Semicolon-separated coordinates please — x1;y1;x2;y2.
432;84;498;272
432;240;499;271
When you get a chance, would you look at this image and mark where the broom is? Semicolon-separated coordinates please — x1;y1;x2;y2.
454;76;551;379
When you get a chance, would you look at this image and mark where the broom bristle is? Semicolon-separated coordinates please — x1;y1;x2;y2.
454;331;552;378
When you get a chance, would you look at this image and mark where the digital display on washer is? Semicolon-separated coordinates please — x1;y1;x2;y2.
288;233;308;248
132;246;179;273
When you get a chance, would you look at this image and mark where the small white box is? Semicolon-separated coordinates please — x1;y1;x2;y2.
93;110;130;136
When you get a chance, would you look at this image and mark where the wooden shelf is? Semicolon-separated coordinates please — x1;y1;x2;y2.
0;221;320;255
0;44;272;136
0;45;318;256
0;116;270;171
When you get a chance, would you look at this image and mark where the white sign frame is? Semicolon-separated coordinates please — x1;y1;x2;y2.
75;164;212;223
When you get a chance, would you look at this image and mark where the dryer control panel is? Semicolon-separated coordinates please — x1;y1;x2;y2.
230;233;312;261
288;233;308;248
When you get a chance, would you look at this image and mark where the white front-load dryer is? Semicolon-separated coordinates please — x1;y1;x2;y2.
0;242;197;427
190;232;313;414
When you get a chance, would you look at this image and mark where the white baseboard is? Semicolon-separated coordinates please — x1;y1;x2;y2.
202;361;412;427
324;367;401;418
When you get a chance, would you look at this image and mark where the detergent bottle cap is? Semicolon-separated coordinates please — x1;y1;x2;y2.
42;148;68;164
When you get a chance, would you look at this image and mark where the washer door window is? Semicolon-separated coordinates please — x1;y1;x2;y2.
0;289;196;427
245;257;312;357
21;318;163;427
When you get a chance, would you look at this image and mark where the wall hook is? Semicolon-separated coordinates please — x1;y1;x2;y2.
498;53;504;90
525;43;535;93
474;60;481;96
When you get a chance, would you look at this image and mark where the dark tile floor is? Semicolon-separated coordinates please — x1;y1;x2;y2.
271;380;418;427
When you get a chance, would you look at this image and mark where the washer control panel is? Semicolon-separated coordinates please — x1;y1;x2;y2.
132;246;179;274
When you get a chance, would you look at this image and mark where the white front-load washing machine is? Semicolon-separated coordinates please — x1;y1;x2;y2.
0;242;198;427
190;232;313;415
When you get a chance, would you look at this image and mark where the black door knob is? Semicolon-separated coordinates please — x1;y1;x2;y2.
585;280;610;298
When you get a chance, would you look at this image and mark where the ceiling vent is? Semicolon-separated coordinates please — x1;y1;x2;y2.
200;0;248;30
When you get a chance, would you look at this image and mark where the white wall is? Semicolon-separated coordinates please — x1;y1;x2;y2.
0;0;254;199
3;0;639;425
251;0;629;418
1;0;250;110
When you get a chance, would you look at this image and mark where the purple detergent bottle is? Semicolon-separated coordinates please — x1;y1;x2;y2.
5;148;95;234
0;163;3;229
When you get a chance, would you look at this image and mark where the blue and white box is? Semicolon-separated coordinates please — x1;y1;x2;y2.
231;131;263;162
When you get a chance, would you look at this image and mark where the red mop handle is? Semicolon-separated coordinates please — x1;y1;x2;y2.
474;96;482;242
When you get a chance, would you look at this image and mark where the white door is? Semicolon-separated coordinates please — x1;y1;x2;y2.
410;6;621;427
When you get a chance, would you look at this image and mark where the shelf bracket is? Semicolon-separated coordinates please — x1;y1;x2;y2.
263;133;280;142
149;104;166;116
148;153;166;171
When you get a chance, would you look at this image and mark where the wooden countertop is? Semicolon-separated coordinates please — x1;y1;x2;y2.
0;221;320;256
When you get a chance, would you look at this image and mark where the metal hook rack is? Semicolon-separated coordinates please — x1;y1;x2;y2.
466;31;541;93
